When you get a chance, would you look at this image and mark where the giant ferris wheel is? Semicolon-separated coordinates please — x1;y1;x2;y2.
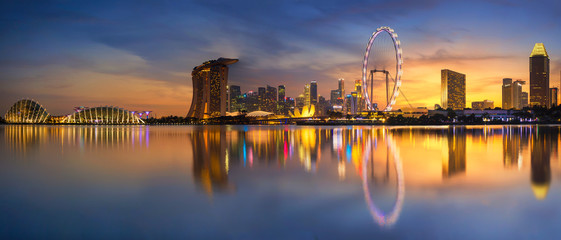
362;26;403;111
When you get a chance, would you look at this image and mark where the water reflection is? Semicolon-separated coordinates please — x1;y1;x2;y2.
362;134;404;227
2;124;560;231
530;126;555;200
443;127;466;178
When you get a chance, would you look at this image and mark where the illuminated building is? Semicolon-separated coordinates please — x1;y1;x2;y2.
441;69;466;110
4;99;50;123
502;78;513;109
278;85;285;102
265;85;277;113
244;91;259;112
521;92;529;108
229;85;242;112
529;43;549;107
550;88;558;107
471;100;494;110
512;80;525;109
277;85;288;115
330;89;343;112
502;79;525;109
338;78;345;98
310;81;318;105
188;58;238;119
258;87;266;111
443;127;466;178
354;80;363;111
63;106;144;124
304;84;311;108
345;93;358;115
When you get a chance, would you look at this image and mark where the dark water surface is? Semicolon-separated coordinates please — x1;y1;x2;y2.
1;125;560;239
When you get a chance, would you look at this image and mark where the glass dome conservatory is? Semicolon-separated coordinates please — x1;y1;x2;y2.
63;106;144;124
4;99;51;123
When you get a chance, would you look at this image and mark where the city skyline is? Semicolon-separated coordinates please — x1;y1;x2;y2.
1;0;561;116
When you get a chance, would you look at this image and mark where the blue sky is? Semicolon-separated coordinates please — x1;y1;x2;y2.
1;0;560;116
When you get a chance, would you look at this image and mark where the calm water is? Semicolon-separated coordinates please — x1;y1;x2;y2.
1;125;560;239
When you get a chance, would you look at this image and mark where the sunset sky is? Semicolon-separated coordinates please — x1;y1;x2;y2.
1;0;560;116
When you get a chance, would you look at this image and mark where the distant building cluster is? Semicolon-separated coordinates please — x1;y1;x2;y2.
441;43;558;111
186;42;558;121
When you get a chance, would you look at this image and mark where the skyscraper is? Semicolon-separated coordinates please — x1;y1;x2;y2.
354;80;363;111
310;81;318;106
277;85;287;115
188;58;238;119
304;84;311;108
265;85;277;112
503;78;525;109
257;87;266;111
502;78;513;109
513;80;525;109
229;85;241;112
441;69;466;110
278;85;286;102
338;78;345;98
530;43;549;107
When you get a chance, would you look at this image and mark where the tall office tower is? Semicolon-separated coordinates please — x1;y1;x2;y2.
229;85;241;112
512;80;525;109
504;79;526;109
521;92;529;108
304;84;311;108
530;43;550;107
441;69;466;110
502;78;513;109
188;58;238;119
550;88;558;107
354;79;363;111
265;85;278;112
338;78;345;97
310;81;318;105
278;85;286;102
258;87;266;110
277;85;286;115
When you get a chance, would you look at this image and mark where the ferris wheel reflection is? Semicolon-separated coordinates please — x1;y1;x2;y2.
361;130;405;227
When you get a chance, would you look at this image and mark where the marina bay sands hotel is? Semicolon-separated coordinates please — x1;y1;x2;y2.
187;58;238;119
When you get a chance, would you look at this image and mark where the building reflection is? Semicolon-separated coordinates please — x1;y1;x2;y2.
530;126;555;200
4;124;561;226
191;127;233;197
443;127;466;178
3;125;150;157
